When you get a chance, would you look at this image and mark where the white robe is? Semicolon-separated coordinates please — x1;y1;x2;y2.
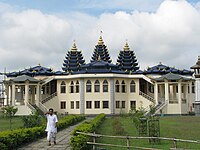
45;114;58;133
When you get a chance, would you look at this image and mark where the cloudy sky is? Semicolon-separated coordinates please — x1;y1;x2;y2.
0;0;200;73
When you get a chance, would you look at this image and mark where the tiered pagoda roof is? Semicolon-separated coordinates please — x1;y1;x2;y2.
144;63;193;75
116;42;140;74
62;42;85;73
91;36;112;63
6;65;54;77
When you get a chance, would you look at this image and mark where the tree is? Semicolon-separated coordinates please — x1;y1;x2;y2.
2;105;18;130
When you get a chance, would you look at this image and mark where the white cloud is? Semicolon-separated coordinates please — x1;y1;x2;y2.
0;8;72;71
0;0;199;73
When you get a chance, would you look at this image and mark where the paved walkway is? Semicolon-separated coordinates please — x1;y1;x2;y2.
18;119;90;150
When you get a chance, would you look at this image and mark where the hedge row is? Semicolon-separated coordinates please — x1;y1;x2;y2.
70;113;106;150
0;115;85;150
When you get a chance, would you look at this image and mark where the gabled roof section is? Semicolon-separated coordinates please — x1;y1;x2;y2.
155;72;191;81
6;65;54;77
90;36;112;63
144;62;193;75
62;42;85;73
11;75;39;82
116;42;140;74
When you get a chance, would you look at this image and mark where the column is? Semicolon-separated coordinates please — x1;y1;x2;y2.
110;78;115;114
154;82;158;105
8;85;11;105
80;79;85;114
31;86;35;104
36;84;40;106
164;80;169;103
11;83;15;106
25;81;29;106
185;83;188;104
178;81;182;104
196;79;200;102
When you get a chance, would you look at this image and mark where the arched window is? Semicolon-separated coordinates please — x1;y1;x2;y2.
76;80;79;93
86;80;92;92
103;80;108;92
94;80;100;92
121;80;126;93
70;81;74;93
115;80;120;93
130;80;136;93
60;81;66;93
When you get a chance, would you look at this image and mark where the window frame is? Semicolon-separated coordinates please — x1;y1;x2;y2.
103;80;108;92
86;101;92;109
103;101;109;109
60;101;66;109
60;81;66;94
86;80;92;93
130;80;136;93
94;80;100;92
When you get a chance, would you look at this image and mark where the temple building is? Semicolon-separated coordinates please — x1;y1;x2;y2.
3;36;195;115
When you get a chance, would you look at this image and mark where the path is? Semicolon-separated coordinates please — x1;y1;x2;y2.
18;118;91;150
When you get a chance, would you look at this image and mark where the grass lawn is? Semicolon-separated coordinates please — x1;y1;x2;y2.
0;116;24;131
96;116;200;150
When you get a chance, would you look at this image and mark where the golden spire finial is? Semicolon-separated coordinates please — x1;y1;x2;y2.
124;40;130;51
98;31;104;45
71;40;78;51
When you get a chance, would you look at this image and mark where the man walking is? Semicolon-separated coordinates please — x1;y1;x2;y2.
45;108;58;146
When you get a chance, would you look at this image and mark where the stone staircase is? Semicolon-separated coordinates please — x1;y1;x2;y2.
41;92;57;104
139;91;154;102
144;100;168;116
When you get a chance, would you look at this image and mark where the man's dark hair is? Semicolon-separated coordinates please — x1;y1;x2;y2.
49;108;54;112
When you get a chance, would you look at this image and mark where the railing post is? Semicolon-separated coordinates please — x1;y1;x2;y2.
173;137;177;149
127;136;130;150
93;132;96;150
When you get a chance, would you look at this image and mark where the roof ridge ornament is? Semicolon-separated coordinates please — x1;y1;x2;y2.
98;31;104;45
124;41;130;51
71;40;78;51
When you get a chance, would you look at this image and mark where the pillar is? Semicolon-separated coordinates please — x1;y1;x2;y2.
25;81;29;106
178;81;182;104
11;83;15;106
178;80;182;114
36;84;40;106
110;78;115;114
164;80;169;103
154;82;158;105
80;79;85;114
31;86;35;104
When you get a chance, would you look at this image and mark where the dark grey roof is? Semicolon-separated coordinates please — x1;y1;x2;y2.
155;73;190;81
11;75;39;82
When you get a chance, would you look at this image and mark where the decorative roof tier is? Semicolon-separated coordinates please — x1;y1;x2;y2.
144;63;193;75
91;36;112;63
74;59;124;74
62;42;85;73
116;42;140;74
6;65;54;77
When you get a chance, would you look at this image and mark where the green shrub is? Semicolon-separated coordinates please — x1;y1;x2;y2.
22;109;44;128
0;115;85;149
70;113;106;150
0;142;7;150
